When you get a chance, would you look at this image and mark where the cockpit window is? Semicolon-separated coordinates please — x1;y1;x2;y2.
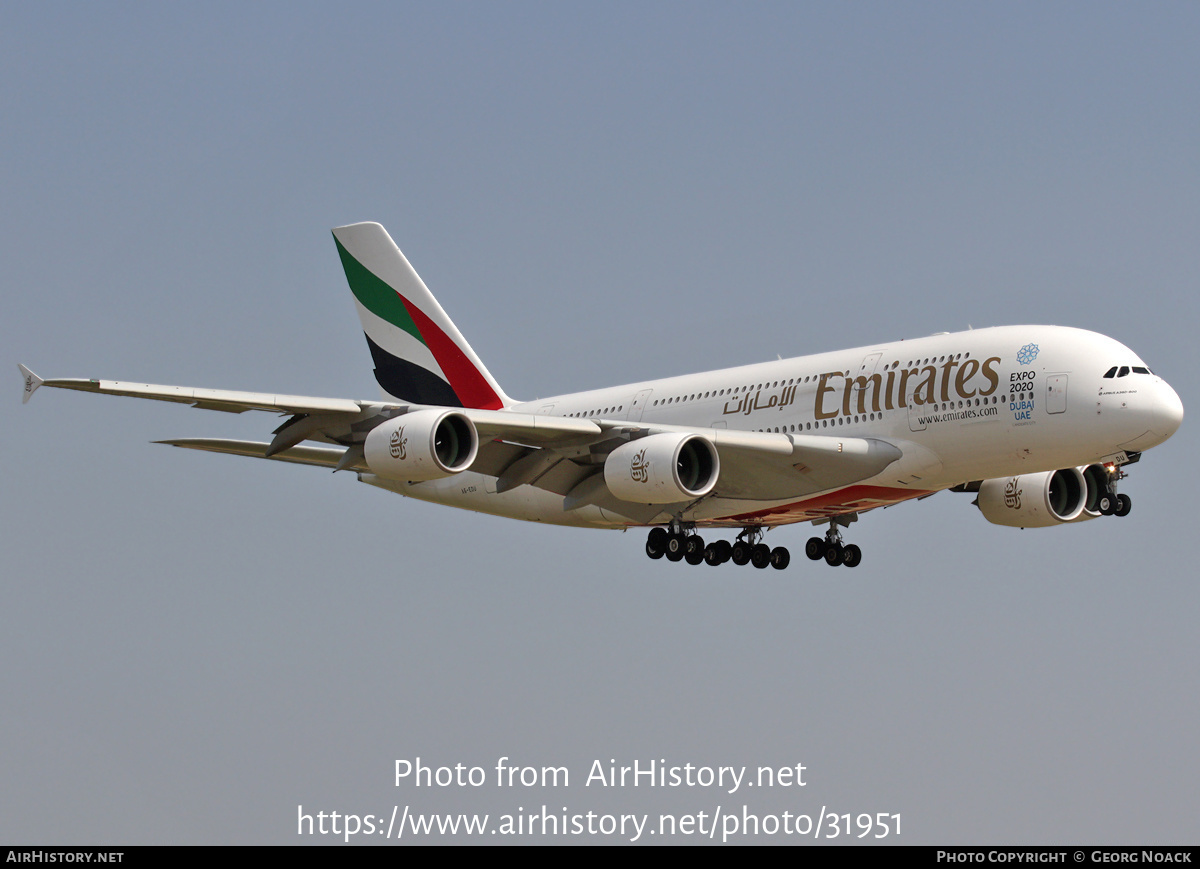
1105;365;1153;378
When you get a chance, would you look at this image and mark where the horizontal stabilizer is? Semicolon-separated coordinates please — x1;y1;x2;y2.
156;439;367;471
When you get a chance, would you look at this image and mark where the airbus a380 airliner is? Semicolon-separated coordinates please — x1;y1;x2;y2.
20;222;1184;570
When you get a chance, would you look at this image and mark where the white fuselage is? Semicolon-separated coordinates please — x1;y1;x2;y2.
365;325;1183;530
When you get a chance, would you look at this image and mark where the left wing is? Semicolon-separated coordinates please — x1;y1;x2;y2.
18;363;602;455
21;364;905;520
20;365;364;415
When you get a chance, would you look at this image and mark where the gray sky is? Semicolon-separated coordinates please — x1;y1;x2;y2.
4;2;1198;844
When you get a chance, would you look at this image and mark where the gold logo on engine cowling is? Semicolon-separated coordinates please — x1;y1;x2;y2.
1004;477;1021;509
390;426;408;460
630;448;650;483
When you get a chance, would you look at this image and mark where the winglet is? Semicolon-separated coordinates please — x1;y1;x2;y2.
19;364;43;404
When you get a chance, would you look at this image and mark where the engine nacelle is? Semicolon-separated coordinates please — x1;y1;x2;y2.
977;468;1088;528
363;409;479;482
1077;463;1113;519
604;433;719;504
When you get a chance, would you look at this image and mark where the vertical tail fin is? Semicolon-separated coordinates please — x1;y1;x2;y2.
332;222;511;409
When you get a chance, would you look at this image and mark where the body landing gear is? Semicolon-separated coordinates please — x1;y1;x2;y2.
733;527;789;571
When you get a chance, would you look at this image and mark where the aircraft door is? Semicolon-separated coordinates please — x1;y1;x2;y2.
1046;375;1067;414
627;389;653;421
856;352;882;378
906;385;927;432
852;352;882;413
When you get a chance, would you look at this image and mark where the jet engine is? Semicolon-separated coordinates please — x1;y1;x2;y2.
363;409;478;482
605;433;719;504
1077;463;1113;518
977;467;1093;527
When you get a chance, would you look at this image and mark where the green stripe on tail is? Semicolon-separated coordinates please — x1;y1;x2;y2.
335;237;424;344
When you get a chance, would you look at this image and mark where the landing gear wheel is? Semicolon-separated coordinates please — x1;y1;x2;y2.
731;541;752;566
824;543;844;567
665;533;686;561
685;535;705;558
685;547;706;566
647;527;668;550
841;543;862;568
645;539;665;559
751;544;772;569
703;543;724;566
1098;493;1115;516
770;546;791;570
1115;493;1132;517
805;537;826;561
714;540;732;564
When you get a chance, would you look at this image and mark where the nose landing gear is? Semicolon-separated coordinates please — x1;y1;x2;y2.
1097;491;1132;516
1096;464;1133;518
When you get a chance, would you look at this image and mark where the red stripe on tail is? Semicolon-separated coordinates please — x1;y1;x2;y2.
398;296;504;410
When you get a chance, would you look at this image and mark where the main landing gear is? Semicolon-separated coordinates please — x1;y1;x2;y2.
804;516;862;568
645;525;790;570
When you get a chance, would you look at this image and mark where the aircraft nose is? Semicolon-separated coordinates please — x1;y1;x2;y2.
1154;380;1184;441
